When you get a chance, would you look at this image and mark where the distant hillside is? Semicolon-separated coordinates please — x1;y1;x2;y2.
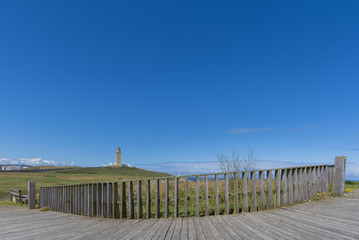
0;166;171;200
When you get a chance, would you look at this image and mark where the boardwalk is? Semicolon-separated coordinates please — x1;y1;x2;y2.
1;190;359;240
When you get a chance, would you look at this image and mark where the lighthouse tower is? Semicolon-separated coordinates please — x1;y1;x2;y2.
116;146;122;166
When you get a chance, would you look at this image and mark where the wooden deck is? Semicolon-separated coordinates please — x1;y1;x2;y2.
1;190;359;240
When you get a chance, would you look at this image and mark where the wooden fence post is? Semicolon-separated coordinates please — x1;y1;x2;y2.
215;175;219;215
137;180;143;219
128;181;134;219
28;182;35;209
242;172;248;212
205;176;209;216
165;178;169;218
251;171;257;212
266;170;273;209
174;177;179;218
146;179;151;219
259;171;265;210
196;176;200;217
225;173;229;214
334;156;346;196
155;179;160;218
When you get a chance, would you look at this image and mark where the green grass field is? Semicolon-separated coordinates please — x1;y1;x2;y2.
0;166;171;200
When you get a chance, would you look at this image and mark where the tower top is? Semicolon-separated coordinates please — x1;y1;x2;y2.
116;146;121;152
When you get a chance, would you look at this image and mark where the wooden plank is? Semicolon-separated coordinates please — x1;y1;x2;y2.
317;166;323;193
88;184;92;217
288;168;294;205
324;165;329;195
155;179;160;218
180;217;188;240
196;176;200;217
225;173;229;214
334;156;346;196
120;182;127;219
312;166;317;198
83;184;87;215
320;166;325;195
188;217;196;240
185;177;188;217
146;179;151;219
205;176;209;216
242;172;248;212
251;171;257;212
102;183;107;218
298;168;303;202
165;178;169;218
92;183;96;217
137;180;143;219
293;168;299;203
303;167;308;201
107;182;112;218
267;170;273;209
174;177;179;218
282;169;288;207
275;169;281;208
234;172;239;214
113;182;119;219
128;181;134;219
97;183;101;217
215;174;219;215
259;171;265;210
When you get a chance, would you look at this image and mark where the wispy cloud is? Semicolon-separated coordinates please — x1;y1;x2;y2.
282;125;319;132
224;127;274;134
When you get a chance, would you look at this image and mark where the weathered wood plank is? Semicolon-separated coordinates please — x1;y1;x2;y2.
120;182;127;219
225;173;229;214
196;176;200;217
146;179;151;219
275;169;281;208
293;168;299;203
282;169;288;206
234;172;239;214
205;175;209;216
215;174;219;215
185;176;188;217
259;171;265;210
334;156;346;196
242;172;248;212
174;177;179;218
137;180;143;219
288;168;294;205
128;181;134;219
250;171;257;212
165;178;169;218
155;179;160;219
266;170;273;209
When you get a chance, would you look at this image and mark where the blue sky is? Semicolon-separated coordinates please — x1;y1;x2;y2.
1;1;359;178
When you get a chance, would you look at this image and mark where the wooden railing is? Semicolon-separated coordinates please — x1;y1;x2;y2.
38;158;346;219
9;188;28;204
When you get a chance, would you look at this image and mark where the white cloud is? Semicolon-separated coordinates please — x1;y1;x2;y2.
224;128;274;134
0;156;60;166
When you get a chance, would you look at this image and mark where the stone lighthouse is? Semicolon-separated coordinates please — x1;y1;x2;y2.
116;146;122;166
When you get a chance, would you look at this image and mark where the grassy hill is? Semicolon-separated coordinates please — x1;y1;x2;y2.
0;166;171;200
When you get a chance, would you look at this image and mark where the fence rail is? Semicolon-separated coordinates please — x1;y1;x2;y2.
38;156;346;219
9;188;28;204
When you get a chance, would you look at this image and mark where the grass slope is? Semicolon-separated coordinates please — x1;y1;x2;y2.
0;166;171;200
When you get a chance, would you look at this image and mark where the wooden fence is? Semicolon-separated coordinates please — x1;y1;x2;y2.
38;157;346;219
9;188;27;204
